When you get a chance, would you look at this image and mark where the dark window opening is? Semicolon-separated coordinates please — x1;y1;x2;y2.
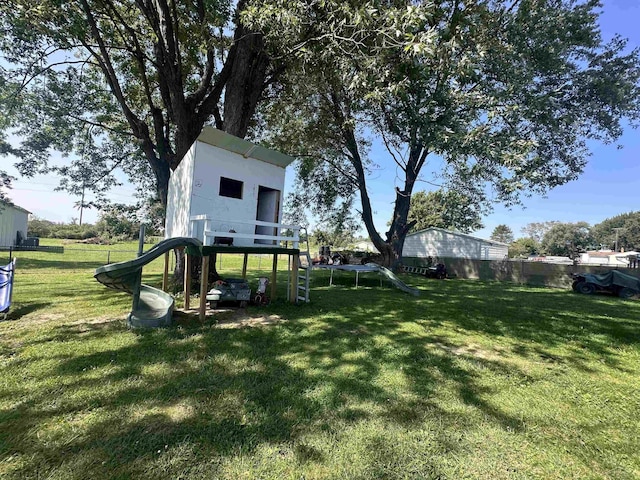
219;177;243;199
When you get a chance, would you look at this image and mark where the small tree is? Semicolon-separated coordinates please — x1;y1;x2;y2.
509;237;539;258
491;225;514;244
520;222;561;244
541;222;593;258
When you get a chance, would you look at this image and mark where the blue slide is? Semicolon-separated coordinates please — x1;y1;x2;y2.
94;237;202;328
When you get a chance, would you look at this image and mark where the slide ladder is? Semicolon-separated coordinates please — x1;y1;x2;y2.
290;227;311;303
297;252;312;303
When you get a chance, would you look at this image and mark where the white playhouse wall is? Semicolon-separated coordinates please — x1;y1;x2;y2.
165;145;196;239
165;133;287;247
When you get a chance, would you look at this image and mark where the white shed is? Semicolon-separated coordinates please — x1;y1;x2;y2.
165;127;296;247
0;201;30;247
402;227;509;260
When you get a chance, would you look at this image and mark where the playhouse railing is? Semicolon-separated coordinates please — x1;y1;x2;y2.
189;215;301;248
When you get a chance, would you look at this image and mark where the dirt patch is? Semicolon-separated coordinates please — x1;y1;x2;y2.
174;307;284;329
212;308;283;329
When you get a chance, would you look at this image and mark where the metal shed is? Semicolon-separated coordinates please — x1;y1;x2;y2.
0;202;30;247
402;227;509;261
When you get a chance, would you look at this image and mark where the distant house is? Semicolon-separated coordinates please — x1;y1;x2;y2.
579;251;635;267
0;201;30;246
402;227;509;260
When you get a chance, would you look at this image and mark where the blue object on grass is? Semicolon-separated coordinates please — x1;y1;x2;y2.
0;258;16;319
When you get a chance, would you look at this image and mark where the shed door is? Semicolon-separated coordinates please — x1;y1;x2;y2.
255;186;281;245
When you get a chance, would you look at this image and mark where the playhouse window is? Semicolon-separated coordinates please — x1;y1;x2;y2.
219;177;243;199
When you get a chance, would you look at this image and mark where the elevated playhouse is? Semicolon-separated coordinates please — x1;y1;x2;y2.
95;128;310;327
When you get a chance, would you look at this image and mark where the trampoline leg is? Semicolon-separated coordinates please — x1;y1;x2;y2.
329;269;334;286
356;271;359;288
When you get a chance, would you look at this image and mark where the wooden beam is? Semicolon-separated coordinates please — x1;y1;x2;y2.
242;253;248;279
162;251;170;292
184;250;191;310
199;255;210;322
290;253;299;304
271;253;278;300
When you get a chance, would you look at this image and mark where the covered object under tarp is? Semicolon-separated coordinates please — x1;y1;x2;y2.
584;270;640;291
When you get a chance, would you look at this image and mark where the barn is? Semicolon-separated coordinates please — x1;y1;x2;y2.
0;201;30;247
402;227;509;261
165;127;296;247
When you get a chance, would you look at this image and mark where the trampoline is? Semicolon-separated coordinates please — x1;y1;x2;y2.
313;264;382;288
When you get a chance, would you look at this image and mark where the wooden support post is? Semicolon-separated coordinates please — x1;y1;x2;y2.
290;253;299;304
162;251;169;292
199;255;210;322
271;253;278;300
242;253;249;279
184;251;191;310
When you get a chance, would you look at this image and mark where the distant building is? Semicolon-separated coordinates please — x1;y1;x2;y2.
402;227;509;261
0;201;30;246
580;251;634;267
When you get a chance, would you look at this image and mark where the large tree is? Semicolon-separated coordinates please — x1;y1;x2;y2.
247;0;640;270
0;0;282;207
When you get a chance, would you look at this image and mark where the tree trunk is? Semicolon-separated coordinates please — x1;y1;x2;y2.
222;25;270;138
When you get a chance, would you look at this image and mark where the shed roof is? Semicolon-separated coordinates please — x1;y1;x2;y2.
0;200;31;215
197;127;295;168
406;227;509;247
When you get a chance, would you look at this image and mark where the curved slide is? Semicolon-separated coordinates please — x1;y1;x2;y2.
94;237;202;328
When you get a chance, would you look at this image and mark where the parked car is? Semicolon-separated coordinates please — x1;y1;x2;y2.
571;270;640;298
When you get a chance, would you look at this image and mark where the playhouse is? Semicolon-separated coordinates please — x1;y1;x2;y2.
165;127;295;247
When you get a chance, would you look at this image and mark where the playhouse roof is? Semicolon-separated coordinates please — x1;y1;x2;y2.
197;127;295;168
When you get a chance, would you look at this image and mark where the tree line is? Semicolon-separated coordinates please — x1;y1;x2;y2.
487;212;640;259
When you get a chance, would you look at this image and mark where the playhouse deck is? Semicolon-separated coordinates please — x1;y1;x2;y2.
163;243;303;321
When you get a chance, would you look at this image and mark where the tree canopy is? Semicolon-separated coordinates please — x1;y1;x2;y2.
591;211;640;251
490;224;514;244
247;0;640;269
520;221;561;244
406;190;484;233
509;237;539;258
541;221;593;258
0;0;283;207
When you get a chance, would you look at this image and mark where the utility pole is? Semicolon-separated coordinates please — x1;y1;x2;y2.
613;227;623;252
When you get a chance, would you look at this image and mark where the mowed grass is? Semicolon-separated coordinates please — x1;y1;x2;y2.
0;241;639;479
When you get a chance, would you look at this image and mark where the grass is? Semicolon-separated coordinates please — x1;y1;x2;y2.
0;240;639;478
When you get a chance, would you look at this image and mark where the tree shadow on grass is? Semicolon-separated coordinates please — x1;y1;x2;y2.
1;302;52;320
2;278;639;478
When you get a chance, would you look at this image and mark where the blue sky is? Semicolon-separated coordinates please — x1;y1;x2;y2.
2;0;639;239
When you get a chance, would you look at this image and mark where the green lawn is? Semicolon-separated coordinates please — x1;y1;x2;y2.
0;241;638;479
